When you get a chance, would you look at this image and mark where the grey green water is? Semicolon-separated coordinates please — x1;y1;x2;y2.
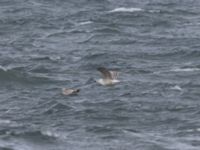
0;0;200;150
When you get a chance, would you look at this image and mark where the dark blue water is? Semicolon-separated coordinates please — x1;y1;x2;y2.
0;0;200;149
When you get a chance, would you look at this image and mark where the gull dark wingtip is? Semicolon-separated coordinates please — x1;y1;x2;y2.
97;67;108;72
76;89;80;92
97;67;104;71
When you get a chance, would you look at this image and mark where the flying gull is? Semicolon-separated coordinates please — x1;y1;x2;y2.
96;67;120;86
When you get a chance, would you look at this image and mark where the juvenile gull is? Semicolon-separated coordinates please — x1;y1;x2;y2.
96;67;120;86
62;88;80;96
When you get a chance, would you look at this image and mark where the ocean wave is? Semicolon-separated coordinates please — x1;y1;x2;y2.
0;65;24;81
0;145;14;150
0;65;9;72
0;119;12;124
30;55;61;62
110;38;136;45
91;27;121;34
42;102;73;114
30;68;53;76
78;52;127;69
108;7;143;13
123;130;200;150
80;53;107;61
41;129;68;140
148;9;161;13
0;119;22;129
185;128;200;133
133;49;200;60
0;130;66;150
8;130;58;142
77;21;93;26
4;127;68;141
46;31;69;38
0;65;56;84
170;85;182;91
171;67;200;72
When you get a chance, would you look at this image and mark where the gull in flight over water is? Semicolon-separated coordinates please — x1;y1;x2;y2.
96;67;120;86
62;88;80;96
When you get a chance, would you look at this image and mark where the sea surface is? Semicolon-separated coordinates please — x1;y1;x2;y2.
0;0;200;150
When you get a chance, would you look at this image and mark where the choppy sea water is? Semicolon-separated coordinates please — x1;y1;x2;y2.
0;0;200;150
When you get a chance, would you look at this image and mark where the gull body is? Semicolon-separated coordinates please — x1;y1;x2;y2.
96;67;120;86
62;88;80;96
96;78;120;86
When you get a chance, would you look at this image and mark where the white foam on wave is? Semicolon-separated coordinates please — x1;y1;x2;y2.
170;85;182;91
78;21;93;25
108;7;143;13
41;129;68;140
31;55;61;61
148;9;161;13
0;119;21;128
0;138;37;150
0;119;11;124
0;65;9;71
49;56;61;61
124;130;200;150
172;68;200;72
185;128;200;132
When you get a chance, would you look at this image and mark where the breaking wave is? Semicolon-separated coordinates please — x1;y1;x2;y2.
108;7;143;13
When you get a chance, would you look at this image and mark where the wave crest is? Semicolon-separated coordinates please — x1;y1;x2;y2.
0;65;55;84
171;67;200;72
108;7;143;13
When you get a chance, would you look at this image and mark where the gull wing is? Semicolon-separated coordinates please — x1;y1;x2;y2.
97;67;112;79
110;71;119;80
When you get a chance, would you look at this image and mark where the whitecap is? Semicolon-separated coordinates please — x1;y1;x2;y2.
0;119;11;124
172;68;200;72
0;65;18;72
41;129;68;140
148;10;161;13
78;21;93;25
185;129;194;132
41;130;60;138
0;119;20;127
0;65;8;71
185;128;200;132
108;7;143;13
170;85;182;91
30;55;61;61
49;56;61;61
